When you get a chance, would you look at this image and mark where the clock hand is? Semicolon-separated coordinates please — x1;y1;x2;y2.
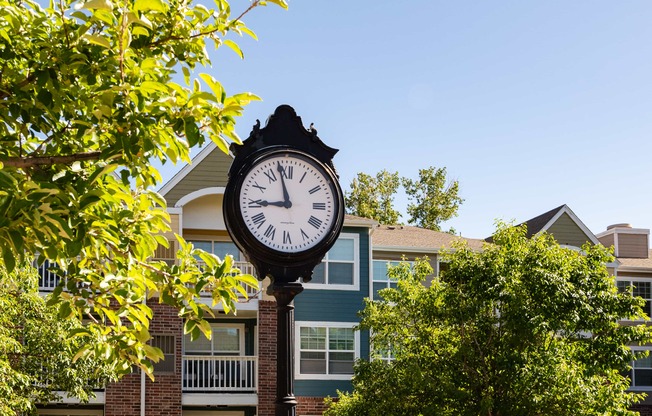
276;161;292;208
252;199;286;207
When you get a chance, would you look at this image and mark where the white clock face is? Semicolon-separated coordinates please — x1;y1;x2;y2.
239;152;337;253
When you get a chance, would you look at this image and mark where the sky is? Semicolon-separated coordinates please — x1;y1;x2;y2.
159;0;652;241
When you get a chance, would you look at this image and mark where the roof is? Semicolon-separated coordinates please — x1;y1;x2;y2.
344;214;378;228
618;250;652;270
373;224;485;252
486;204;600;246
522;204;566;238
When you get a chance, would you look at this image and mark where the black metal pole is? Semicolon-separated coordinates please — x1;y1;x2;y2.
270;281;304;416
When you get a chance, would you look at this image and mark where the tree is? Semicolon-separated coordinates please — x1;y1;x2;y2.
0;0;286;407
344;166;462;230
326;225;652;416
0;260;117;415
403;166;463;232
345;170;401;224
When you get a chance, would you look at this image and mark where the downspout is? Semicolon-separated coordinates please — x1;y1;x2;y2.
141;296;147;416
141;367;146;416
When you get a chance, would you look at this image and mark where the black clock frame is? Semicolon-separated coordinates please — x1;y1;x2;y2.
223;105;345;284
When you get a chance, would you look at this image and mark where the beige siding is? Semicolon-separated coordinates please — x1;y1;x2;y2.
618;233;649;258
546;212;593;248
164;148;232;206
598;233;615;251
169;214;180;234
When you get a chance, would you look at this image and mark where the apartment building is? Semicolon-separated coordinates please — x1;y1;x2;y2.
34;146;652;415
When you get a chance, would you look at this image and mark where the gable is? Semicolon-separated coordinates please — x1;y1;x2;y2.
161;145;233;206
546;212;594;248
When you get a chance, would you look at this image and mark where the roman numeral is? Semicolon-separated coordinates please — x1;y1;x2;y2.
300;228;309;240
299;172;307;183
264;169;277;183
251;213;266;228
308;185;320;194
308;216;322;229
313;202;326;210
280;165;293;179
264;224;276;240
283;230;292;245
252;181;266;192
249;199;263;208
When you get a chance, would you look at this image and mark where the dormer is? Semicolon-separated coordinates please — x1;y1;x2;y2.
596;224;650;259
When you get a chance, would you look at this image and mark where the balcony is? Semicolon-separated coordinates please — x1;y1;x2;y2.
37;261;261;299
182;355;257;392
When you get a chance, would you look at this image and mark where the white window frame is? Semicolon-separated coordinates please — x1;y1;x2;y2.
187;239;243;262
616;278;652;321
183;323;245;356
294;321;360;380
371;259;413;300
629;347;652;391
304;233;360;291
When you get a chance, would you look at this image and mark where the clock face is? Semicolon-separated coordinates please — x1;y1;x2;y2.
238;152;338;253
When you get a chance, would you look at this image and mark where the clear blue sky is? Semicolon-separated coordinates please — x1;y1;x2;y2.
161;0;652;241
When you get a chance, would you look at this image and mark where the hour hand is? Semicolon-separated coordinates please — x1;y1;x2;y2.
249;199;285;207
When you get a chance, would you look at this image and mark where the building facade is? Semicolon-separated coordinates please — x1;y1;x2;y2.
34;149;652;415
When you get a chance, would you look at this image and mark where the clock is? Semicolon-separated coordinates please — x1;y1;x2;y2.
238;150;339;253
223;105;345;283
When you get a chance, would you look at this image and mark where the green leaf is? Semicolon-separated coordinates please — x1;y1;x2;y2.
140;81;169;94
223;39;244;59
3;246;16;273
134;0;167;12
79;0;114;10
184;117;201;147
83;34;111;48
58;301;73;319
199;73;224;102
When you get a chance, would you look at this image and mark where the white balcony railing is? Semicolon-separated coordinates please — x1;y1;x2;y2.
37;261;261;299
182;355;257;392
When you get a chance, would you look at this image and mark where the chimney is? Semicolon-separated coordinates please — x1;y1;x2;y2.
596;224;649;258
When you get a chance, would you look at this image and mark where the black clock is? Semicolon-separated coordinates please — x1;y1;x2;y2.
223;105;345;284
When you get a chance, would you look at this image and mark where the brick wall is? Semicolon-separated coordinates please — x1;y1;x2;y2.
105;301;183;416
297;396;329;415
258;300;278;416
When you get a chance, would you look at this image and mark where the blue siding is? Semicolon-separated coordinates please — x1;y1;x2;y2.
294;226;371;397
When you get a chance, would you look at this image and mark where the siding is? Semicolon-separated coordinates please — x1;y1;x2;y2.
598;233;615;251
293;226;371;398
165;148;232;206
546;212;593;247
618;233;649;258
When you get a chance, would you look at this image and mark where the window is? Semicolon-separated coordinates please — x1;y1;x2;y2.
305;233;359;290
629;348;652;390
295;321;359;380
151;334;176;373
189;240;242;261
617;279;652;318
372;260;402;300
184;323;244;356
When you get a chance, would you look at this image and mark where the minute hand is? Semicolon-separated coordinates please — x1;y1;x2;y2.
277;162;292;208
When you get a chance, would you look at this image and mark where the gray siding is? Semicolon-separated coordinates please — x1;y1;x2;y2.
547;212;593;247
164;148;232;206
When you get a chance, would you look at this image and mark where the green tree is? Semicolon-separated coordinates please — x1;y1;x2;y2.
326;225;652;416
403;166;463;232
0;0;285;401
0;260;116;415
345;169;401;224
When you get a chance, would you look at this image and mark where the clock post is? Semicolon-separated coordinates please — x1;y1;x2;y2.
223;105;345;416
